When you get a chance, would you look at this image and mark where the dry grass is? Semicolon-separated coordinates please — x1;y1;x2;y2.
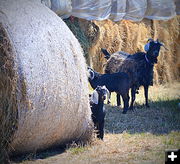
11;82;180;164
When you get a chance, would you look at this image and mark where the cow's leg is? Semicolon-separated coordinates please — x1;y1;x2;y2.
122;93;130;114
129;87;136;110
144;85;150;108
97;121;104;140
107;92;111;104
117;93;121;106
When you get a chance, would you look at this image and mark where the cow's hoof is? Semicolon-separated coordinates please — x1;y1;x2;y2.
122;110;127;114
146;104;150;108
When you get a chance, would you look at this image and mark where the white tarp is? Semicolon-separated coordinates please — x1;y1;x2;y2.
51;0;72;18
174;0;180;15
145;0;176;20
41;0;179;21
110;0;126;21
124;0;147;21
71;0;112;20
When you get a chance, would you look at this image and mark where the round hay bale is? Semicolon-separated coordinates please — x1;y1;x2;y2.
0;0;92;158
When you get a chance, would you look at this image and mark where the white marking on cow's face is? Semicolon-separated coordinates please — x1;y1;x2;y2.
101;85;107;90
101;86;109;101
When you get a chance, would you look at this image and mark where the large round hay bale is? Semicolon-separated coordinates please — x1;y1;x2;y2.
0;0;92;158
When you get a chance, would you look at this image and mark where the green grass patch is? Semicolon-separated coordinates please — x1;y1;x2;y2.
66;142;88;155
68;146;87;155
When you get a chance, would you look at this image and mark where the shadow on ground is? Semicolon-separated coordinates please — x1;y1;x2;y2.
105;98;180;135
11;99;180;163
11;146;65;163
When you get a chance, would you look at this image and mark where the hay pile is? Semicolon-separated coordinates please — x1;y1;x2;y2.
0;0;92;160
78;17;180;84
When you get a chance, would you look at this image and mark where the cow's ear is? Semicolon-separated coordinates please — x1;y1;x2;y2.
147;38;153;42
88;69;94;80
90;90;99;105
144;42;150;52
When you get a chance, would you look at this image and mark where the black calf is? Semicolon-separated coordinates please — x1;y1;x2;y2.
90;86;109;140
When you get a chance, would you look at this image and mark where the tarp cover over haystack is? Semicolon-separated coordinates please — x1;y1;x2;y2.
0;0;92;158
42;0;179;21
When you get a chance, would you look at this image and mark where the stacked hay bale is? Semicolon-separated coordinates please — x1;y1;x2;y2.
77;17;180;84
0;0;92;162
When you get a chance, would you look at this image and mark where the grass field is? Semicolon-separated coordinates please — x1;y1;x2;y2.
11;83;180;164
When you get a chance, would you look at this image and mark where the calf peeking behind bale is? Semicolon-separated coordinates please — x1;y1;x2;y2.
102;39;166;110
88;67;130;114
90;86;109;140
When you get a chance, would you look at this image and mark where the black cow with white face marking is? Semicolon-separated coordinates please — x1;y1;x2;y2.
90;86;109;140
102;39;165;110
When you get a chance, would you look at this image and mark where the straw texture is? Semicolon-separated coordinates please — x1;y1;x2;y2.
83;18;180;84
0;0;92;156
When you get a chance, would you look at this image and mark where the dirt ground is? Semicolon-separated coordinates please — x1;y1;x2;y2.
11;82;180;164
